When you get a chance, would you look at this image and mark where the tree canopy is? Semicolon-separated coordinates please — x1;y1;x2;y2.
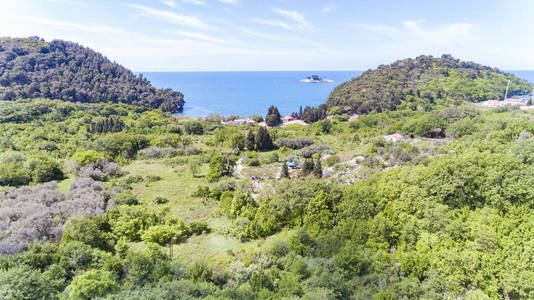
0;37;184;112
327;54;533;114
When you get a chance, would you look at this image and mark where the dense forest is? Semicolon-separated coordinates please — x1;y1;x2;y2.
0;37;184;112
326;54;533;115
2;96;534;299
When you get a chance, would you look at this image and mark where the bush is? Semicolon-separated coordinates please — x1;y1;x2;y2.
73;150;105;167
288;228;314;256
189;221;210;235
141;224;189;245
0;266;56;300
0;179;105;254
115;191;140;206
301;144;331;158
0;161;31;186
138;146;162;158
67;269;119;299
206;154;231;182
276;137;314;150
184;120;204;135
188;262;212;282
153;197;169;205
185;146;200;155
325;155;341;167
24;155;64;183
446;118;476;138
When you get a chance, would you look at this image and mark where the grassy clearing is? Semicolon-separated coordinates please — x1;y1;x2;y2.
57;175;74;192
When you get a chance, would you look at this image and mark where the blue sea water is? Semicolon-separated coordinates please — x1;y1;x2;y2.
143;71;361;117
142;70;534;118
509;71;534;85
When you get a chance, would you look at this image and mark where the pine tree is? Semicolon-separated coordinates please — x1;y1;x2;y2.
302;159;314;176
246;129;255;151
298;106;303;119
280;162;289;179
255;126;273;151
313;155;322;178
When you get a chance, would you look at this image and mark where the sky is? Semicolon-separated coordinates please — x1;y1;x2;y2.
1;0;533;71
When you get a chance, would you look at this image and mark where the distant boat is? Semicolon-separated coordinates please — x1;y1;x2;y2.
300;75;334;83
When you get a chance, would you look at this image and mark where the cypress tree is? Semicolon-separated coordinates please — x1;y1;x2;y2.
313;155;322;178
246;129;256;151
302;159;314;176
280;162;289;179
255;126;273;151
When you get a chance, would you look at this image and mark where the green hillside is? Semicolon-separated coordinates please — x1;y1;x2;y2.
0;37;184;112
326;54;533;114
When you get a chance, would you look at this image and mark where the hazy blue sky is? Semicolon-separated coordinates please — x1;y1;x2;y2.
1;0;533;71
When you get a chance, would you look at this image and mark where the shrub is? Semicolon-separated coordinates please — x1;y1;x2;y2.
0;161;31;186
24;155;64;183
325;155;341;167
188;262;212;282
0;266;56;300
206;154;231;182
141;224;188;245
301;144;331;158
153;197;169;205
189;220;210;235
72;150;105;167
288;228;314;256
0;179;105;254
250;115;263;122
185;146;200;155
184;120;204;135
67;269;119;299
115;191;140;206
276;137;314;150
138;146;162;158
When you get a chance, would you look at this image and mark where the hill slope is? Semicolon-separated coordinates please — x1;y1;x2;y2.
326;54;532;114
0;37;184;112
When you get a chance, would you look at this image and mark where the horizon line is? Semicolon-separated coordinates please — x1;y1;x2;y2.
134;69;534;73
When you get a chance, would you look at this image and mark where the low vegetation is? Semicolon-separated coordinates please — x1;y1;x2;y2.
1;97;534;299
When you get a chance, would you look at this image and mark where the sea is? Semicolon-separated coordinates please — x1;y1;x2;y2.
142;70;534;118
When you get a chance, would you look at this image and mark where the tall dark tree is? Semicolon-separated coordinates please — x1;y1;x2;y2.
246;129;256;151
265;105;281;127
302;159;314;176
302;105;328;123
298;106;303;119
255;126;274;151
313;156;322;178
280;163;289;179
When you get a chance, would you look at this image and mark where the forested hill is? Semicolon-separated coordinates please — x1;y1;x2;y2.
326;54;533;114
0;37;184;112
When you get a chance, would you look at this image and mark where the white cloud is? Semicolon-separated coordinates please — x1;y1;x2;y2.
218;0;238;5
124;3;213;30
237;27;323;47
273;8;312;31
321;5;336;15
161;0;177;8
351;20;475;48
402;20;474;46
350;23;399;34
252;18;295;31
182;0;207;6
2;15;127;35
174;30;236;45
